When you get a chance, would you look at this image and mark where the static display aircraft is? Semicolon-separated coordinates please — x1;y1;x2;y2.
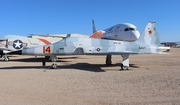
0;35;56;61
0;21;140;61
0;34;89;61
19;22;166;70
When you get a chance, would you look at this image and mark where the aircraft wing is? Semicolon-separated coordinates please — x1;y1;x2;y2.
109;50;168;55
0;47;11;51
0;39;7;41
109;51;138;55
28;34;71;38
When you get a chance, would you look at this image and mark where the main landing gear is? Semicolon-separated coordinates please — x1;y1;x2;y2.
106;54;112;65
43;54;130;70
50;56;58;69
105;54;129;70
2;54;9;61
120;54;129;70
42;56;58;69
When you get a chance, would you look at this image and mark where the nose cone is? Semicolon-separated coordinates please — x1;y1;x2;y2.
130;31;140;41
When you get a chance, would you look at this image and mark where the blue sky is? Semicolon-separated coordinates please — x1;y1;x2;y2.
0;0;179;42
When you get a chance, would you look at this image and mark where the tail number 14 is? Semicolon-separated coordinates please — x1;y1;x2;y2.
43;46;51;53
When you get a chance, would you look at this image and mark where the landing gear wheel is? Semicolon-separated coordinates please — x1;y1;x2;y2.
106;59;112;65
3;55;9;62
50;63;58;69
121;64;128;70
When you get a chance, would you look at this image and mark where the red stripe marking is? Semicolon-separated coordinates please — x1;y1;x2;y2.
89;31;104;39
37;38;51;45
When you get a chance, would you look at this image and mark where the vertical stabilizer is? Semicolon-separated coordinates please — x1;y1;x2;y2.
137;22;160;45
92;19;97;33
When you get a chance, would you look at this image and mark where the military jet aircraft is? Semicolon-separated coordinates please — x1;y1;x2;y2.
20;22;166;70
0;21;140;61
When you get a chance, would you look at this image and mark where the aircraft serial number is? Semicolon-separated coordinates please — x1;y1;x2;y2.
113;42;121;44
139;47;146;49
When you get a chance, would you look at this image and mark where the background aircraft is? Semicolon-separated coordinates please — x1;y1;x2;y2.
19;22;166;70
90;19;140;42
0;34;89;61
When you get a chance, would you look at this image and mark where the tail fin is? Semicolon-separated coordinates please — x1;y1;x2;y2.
92;19;96;33
137;22;160;45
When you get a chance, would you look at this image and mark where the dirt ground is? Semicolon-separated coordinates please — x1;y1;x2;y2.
0;48;180;105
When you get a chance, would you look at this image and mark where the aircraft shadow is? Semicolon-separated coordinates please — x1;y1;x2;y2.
3;57;80;62
0;63;139;72
59;63;139;71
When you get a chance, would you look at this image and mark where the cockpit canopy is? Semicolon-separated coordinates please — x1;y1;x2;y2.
124;28;137;31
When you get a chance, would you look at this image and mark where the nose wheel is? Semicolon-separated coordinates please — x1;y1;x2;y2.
50;63;58;69
2;55;9;61
121;64;128;70
120;54;130;70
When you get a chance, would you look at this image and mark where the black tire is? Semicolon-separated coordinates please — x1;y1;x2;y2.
121;64;128;70
4;57;9;62
51;64;57;69
106;59;112;65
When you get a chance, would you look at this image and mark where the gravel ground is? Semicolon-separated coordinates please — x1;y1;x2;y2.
0;48;180;105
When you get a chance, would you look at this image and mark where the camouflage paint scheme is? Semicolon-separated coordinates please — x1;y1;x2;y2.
23;22;161;56
21;22;165;69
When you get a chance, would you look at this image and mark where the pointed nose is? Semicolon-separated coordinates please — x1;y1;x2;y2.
130;31;140;41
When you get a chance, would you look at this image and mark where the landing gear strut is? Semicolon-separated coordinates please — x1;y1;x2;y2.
106;54;112;65
121;54;129;70
105;54;130;70
50;56;58;69
42;55;58;69
2;54;9;61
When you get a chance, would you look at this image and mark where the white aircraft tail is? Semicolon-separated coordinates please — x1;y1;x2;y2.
137;22;160;45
